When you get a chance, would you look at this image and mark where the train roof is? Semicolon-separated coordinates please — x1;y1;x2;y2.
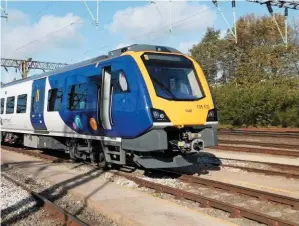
1;44;181;88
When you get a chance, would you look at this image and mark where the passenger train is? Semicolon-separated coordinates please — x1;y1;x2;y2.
0;44;218;169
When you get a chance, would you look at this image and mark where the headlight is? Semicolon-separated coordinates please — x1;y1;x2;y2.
207;109;218;121
151;108;170;122
152;110;160;119
208;111;215;118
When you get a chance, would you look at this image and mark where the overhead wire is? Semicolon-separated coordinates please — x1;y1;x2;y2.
71;1;232;63
72;3;220;63
129;4;220;41
34;2;54;17
14;6;99;53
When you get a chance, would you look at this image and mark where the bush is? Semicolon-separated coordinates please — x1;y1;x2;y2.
212;78;299;127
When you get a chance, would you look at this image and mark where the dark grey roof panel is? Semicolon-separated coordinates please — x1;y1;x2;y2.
108;44;181;57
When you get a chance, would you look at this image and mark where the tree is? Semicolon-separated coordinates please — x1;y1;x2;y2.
189;28;221;83
190;14;299;85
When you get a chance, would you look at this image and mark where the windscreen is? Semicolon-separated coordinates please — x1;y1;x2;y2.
141;53;204;101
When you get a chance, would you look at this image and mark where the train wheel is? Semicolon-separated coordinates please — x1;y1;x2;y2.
69;142;79;162
97;151;107;168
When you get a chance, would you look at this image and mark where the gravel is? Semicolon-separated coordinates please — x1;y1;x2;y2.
1;176;62;226
3;148;299;226
48;164;299;226
197;155;299;176
2;165;118;226
126;169;299;226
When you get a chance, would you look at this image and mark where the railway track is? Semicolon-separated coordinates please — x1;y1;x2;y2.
2;145;299;225
218;140;299;151
2;173;87;226
220;163;299;179
178;174;299;209
116;171;299;226
3;144;299;179
218;128;299;157
214;145;299;157
218;129;299;138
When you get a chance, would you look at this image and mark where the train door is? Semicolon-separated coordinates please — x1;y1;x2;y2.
31;78;47;131
99;66;112;130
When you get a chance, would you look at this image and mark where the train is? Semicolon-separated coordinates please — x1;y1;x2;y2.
0;44;218;169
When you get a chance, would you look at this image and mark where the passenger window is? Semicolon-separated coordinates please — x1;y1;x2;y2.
17;94;27;113
68;83;88;110
112;70;129;93
48;88;63;111
6;96;15;114
1;98;4;114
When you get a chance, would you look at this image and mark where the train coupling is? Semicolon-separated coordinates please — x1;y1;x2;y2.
178;132;204;153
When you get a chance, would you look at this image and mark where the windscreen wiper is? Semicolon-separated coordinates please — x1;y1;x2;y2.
150;77;177;99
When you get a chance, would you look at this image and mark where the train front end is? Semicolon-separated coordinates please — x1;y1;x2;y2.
121;46;218;169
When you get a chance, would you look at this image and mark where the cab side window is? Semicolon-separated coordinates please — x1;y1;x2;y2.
0;98;4;114
6;96;15;114
112;70;129;93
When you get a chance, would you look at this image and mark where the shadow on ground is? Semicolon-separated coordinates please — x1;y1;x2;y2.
1;149;222;225
1;160;112;226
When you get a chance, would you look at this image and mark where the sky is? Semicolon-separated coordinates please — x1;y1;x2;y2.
1;0;298;83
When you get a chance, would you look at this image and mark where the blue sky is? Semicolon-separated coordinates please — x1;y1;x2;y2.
1;1;298;83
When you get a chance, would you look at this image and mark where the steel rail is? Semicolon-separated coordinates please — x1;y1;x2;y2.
215;144;299;156
215;156;299;171
115;171;298;226
221;164;299;179
219;140;299;150
1;145;66;163
218;131;299;138
218;129;299;136
218;139;299;150
179;175;299;209
2;173;88;226
3;144;299;179
3;145;299;225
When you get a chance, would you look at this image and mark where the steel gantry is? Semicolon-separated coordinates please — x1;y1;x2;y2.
1;58;68;79
247;1;298;48
247;0;299;10
0;0;8;20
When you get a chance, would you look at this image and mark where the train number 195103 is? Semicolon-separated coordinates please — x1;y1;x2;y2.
196;104;210;109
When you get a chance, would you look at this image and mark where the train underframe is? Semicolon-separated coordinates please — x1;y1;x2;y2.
1;125;217;169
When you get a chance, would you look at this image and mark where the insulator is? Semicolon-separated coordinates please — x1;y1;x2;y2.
232;0;236;8
285;8;289;16
266;2;274;14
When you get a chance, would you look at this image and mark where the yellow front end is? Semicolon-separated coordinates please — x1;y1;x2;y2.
129;51;215;127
